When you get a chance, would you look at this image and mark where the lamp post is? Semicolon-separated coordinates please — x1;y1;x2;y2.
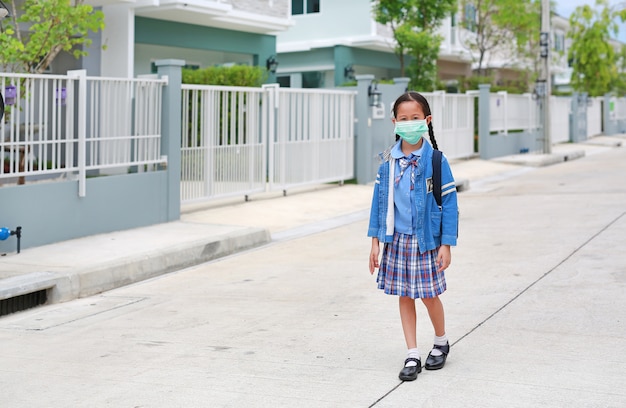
540;0;551;154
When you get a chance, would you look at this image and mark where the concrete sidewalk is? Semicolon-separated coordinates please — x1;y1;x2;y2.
0;135;623;306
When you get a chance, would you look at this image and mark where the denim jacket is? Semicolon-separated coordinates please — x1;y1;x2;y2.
367;141;459;253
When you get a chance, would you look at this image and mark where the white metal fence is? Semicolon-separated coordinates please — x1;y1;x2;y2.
180;84;356;204
425;91;475;159
181;84;268;202
550;96;572;144
587;97;603;137
271;86;355;189
0;71;167;195
489;91;539;134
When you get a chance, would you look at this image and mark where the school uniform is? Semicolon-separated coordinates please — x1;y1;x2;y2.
368;140;458;299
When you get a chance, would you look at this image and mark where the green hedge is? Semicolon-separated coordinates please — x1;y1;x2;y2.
182;65;268;87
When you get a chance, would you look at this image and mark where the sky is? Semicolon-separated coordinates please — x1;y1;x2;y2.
554;0;626;42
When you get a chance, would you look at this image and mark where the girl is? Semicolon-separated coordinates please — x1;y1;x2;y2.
368;91;459;381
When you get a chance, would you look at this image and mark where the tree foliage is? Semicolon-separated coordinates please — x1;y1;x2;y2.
567;0;626;96
0;0;104;74
459;0;540;79
372;0;456;90
182;65;268;87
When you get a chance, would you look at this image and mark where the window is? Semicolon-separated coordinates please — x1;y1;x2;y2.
277;76;291;88
463;4;477;33
554;33;565;53
292;0;320;15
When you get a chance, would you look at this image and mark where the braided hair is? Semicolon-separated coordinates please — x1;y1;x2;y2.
392;91;439;150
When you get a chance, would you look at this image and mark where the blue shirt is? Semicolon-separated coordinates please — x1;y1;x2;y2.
391;141;424;234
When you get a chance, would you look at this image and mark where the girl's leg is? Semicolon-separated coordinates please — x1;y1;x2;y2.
398;295;421;380
421;296;445;336
399;296;417;348
421;296;449;370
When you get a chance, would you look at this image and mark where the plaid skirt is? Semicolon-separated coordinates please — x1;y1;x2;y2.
377;232;446;299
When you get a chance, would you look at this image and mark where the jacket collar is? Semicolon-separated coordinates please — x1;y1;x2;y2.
390;139;425;159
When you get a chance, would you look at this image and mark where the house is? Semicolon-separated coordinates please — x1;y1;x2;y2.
274;0;472;88
77;0;294;79
274;1;597;93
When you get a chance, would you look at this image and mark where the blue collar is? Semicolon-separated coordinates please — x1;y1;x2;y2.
390;140;425;159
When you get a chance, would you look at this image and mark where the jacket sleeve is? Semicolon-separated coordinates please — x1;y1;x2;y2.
367;171;381;237
440;155;458;246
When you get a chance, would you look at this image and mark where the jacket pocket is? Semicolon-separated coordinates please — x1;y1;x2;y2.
430;212;442;237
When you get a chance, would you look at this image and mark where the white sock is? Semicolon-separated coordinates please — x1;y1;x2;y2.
430;334;448;356
405;348;420;367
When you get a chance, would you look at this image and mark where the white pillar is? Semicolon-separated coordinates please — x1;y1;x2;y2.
101;4;135;78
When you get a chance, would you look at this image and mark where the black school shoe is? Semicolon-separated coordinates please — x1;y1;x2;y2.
424;342;449;370
398;358;422;381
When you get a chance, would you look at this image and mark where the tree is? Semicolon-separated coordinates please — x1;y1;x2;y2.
497;0;542;89
0;0;104;74
458;0;539;78
567;0;626;96
372;0;456;90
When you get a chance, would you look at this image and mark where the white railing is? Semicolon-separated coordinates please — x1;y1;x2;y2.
181;84;267;203
587;97;602;137
86;75;166;171
550;96;572;144
1;73;72;184
424;91;475;159
270;86;355;191
489;91;539;134
180;84;356;204
0;71;167;194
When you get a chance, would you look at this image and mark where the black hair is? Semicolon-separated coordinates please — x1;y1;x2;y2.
392;91;439;150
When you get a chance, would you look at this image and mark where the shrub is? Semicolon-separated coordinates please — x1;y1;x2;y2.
182;65;268;87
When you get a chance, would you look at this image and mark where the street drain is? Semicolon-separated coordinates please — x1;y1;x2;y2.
0;289;47;317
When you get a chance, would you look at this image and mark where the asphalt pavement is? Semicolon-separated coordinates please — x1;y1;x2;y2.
0;135;624;407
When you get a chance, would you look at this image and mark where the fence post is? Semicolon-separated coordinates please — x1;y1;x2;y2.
603;93;615;136
478;84;491;159
155;59;184;222
67;69;87;197
354;74;374;184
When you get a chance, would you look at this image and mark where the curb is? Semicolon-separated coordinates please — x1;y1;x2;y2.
492;149;586;167
0;227;270;306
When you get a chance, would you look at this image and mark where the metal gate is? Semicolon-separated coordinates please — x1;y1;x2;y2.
181;84;356;204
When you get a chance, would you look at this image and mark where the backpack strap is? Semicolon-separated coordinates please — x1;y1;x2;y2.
432;149;442;207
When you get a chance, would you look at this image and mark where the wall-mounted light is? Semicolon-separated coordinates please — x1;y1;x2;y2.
344;64;355;80
56;87;67;105
368;80;382;107
4;85;16;105
0;0;10;19
266;55;279;74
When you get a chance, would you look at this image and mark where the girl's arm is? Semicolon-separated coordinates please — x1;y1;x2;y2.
436;244;451;272
369;238;380;274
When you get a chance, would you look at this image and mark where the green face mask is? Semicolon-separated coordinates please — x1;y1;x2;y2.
395;119;428;144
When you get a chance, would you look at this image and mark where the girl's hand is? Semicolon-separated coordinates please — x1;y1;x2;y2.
436;245;451;272
369;238;380;275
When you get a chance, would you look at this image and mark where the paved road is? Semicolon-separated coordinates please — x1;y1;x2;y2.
0;146;625;407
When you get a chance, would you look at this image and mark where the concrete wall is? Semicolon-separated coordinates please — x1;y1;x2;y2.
0;173;168;252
